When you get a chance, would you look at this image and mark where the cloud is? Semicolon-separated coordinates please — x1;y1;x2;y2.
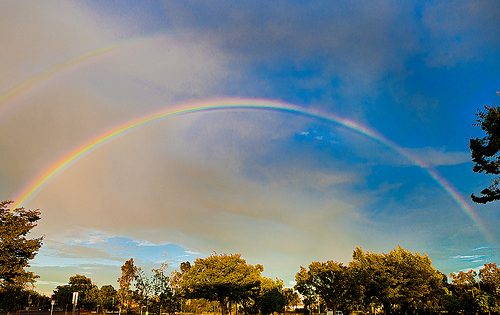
160;1;421;101
422;0;500;67
409;147;470;167
0;2;232;198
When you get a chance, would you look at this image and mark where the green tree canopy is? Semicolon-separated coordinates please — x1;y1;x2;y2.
255;277;286;315
181;253;262;315
347;246;446;314
53;274;98;310
98;285;117;311
308;260;349;314
470;105;500;203
294;266;317;314
0;201;42;288
0;200;43;311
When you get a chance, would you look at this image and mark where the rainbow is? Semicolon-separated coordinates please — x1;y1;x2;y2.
11;97;494;242
0;46;115;110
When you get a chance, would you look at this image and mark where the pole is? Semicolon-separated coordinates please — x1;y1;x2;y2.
50;301;55;315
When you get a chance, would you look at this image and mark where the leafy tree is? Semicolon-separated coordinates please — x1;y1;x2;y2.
134;267;153;310
0;201;42;288
383;246;445;313
150;263;177;315
255;278;286;315
308;261;349;314
117;258;137;314
449;270;480;314
479;263;500;313
181;253;262;315
470;105;500;203
283;288;300;311
348;246;446;314
294;266;317;315
0;200;43;311
53;274;98;310
349;247;390;312
480;262;500;297
170;261;190;314
0;288;50;312
98;285;117;312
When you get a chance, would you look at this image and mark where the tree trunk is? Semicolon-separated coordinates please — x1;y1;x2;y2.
219;297;228;315
383;302;391;315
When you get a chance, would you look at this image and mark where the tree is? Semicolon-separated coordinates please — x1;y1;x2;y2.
134;267;153;310
479;263;500;313
170;261;190;314
294;266;317;315
383;246;445;313
255;278;286;315
449;270;480;314
0;200;43;311
0;201;42;288
53;274;98;310
117;258;137;314
98;285;117;312
150;263;177;315
181;254;262;315
283;288;300;311
349;246;446;314
480;263;500;297
308;261;349;314
470;105;500;203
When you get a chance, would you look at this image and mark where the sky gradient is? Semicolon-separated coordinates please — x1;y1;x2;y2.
0;1;499;294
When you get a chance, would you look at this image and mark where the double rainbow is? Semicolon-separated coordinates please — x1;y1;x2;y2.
11;97;494;243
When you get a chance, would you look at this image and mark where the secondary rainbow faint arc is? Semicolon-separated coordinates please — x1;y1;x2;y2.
0;46;115;109
12;97;493;242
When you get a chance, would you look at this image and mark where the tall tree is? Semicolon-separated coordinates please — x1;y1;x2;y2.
470;105;500;203
181;254;262;315
0;200;43;311
150;263;177;315
117;258;137;314
0;201;42;288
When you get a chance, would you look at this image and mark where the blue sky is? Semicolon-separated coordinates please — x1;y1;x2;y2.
0;1;498;294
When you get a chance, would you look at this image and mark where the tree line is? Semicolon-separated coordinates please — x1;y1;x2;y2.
37;250;500;315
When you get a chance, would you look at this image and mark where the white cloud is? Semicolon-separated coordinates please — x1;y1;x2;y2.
409;147;470;167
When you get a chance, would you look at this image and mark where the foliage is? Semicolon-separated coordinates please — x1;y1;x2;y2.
134;263;177;315
255;277;286;315
98;285;117;311
117;258;137;313
53;274;99;310
480;262;500;298
294;266;317;314
181;253;262;315
283;287;300;311
346;246;446;314
308;260;349;314
0;288;50;312
0;201;42;288
0;200;43;311
470;105;500;203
